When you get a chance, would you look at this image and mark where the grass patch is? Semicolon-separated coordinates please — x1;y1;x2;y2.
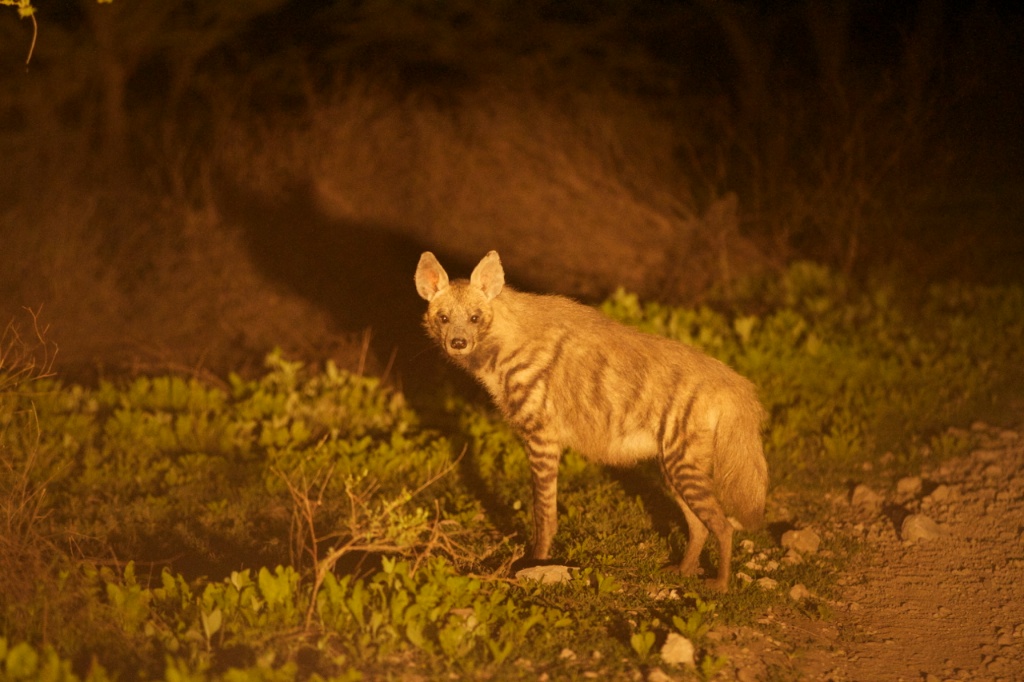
1;265;1021;679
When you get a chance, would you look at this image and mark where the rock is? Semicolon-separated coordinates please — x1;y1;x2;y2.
756;577;779;590
736;668;760;682
515;565;572;584
647;667;674;682
901;514;947;542
648;587;680;601
781;528;822;554
927;484;951;503
559;648;576;660
789;583;812;601
973;448;1001;463
896;476;923;497
851;484;883;510
660;633;695;667
983;463;1004;478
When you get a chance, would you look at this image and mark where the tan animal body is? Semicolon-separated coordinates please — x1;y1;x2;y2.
415;250;768;591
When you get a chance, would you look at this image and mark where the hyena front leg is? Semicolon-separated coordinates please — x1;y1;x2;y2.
526;439;562;561
661;436;735;593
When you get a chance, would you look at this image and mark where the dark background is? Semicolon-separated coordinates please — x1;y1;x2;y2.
1;0;1021;393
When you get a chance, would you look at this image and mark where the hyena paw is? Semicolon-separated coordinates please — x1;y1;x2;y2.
662;562;703;577
704;576;729;594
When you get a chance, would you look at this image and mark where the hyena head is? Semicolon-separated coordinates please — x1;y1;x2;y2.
414;250;505;359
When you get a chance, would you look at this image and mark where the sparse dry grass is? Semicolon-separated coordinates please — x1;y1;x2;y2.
1;0;1018;382
0;312;65;645
0;175;359;381
220;76;764;303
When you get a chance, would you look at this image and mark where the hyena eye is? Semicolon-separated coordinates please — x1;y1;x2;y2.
438;313;449;324
470;314;480;324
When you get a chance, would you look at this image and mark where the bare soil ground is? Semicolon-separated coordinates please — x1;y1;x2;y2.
709;422;1024;682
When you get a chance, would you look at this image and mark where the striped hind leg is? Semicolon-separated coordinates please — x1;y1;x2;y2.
661;436;735;592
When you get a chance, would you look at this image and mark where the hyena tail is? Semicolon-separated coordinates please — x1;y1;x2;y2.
714;397;769;530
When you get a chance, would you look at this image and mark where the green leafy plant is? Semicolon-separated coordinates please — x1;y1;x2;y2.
1;267;1022;679
629;626;656;662
672;593;717;642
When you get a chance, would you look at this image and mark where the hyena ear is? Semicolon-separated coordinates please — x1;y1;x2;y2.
415;252;449;301
470;250;505;301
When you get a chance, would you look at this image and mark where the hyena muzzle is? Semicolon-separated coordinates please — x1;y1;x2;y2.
415;250;768;592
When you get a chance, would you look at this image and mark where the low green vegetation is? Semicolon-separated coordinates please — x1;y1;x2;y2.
2;265;1021;680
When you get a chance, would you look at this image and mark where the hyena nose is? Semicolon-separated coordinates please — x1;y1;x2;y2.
450;337;468;350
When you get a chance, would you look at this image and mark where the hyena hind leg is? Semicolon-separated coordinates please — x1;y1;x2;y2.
673;496;709;576
663;463;735;593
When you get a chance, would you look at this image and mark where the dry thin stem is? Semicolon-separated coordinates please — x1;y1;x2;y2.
273;445;472;631
1;307;58;393
356;328;372;377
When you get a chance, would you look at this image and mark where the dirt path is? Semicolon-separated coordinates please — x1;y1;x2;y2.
836;423;1024;682
708;422;1024;681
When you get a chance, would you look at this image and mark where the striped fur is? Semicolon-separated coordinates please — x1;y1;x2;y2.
415;250;768;591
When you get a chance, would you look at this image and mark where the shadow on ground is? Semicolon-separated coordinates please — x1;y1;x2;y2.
219;181;488;409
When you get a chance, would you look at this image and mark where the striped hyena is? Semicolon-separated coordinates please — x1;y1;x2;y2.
414;250;768;592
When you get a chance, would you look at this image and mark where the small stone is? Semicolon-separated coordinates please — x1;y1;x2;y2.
735;572;754;584
660;633;695;667
739;539;755;552
559;648;576;660
515;565;572;584
973;449;1001;463
647;667;674;682
896;476;923;497
789;583;812;601
901;514;947;542
756;577;778;590
928;484;951;503
649;587;680;601
781;528;822;554
851;484;883;510
774;505;794;522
